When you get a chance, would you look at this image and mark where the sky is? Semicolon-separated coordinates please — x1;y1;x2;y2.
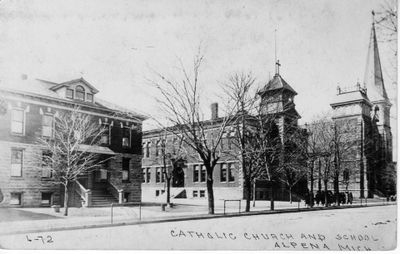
0;0;397;156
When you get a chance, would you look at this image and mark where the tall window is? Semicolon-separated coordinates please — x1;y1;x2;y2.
42;114;53;137
122;127;131;148
11;149;23;177
155;140;160;157
200;165;206;182
144;142;150;158
142;168;151;183
156;167;161;183
142;168;146;183
228;163;235;182
66;88;74;99
100;124;111;145
343;169;350;182
146;168;151;183
220;163;227;182
193;165;199;182
41;151;53;178
11;109;24;134
75;85;85;101
122;158;130;181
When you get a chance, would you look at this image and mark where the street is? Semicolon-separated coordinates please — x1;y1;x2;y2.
0;205;396;250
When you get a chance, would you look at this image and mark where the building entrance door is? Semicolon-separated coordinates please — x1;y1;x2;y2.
95;169;108;183
172;167;184;187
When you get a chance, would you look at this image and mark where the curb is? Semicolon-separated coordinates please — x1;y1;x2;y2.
0;202;395;236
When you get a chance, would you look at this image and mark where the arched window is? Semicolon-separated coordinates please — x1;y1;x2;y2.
155;140;160;157
75;85;85;101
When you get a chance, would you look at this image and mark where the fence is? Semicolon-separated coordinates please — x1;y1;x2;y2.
110;202;142;224
223;199;241;215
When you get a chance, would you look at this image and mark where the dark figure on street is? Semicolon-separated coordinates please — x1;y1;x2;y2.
315;191;322;206
339;192;346;204
348;192;353;204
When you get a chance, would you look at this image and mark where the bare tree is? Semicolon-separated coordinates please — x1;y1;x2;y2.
37;107;108;216
149;51;235;214
222;72;257;212
160;132;187;205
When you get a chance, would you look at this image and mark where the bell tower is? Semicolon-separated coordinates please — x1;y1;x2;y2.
363;11;392;162
258;61;300;142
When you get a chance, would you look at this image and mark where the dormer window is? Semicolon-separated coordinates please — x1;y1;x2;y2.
87;93;93;103
75;86;85;101
66;89;74;99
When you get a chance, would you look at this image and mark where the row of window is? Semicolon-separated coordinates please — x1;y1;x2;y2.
10;148;132;181
141;163;236;184
9;192;53;206
142;135;236;159
66;86;94;102
10;109;132;148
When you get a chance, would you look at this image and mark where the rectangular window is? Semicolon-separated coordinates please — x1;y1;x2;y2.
146;168;151;183
155;190;160;197
142;168;146;183
100;124;111;145
41;193;52;206
200;190;205;198
41;151;53;178
161;167;165;182
11;109;24;134
122;158;130;181
228;163;235;182
220;163;227;182
42;114;53;137
193;190;198;198
200;165;206;182
86;93;93;102
10;193;21;205
66;89;74;99
11;149;23;177
193;165;199;182
156;167;161;183
122;127;131;148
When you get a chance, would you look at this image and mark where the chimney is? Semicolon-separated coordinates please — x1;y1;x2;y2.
211;103;218;120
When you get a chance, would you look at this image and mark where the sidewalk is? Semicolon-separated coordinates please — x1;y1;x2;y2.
0;198;395;236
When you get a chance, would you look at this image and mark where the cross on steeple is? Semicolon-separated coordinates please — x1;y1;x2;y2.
275;60;281;75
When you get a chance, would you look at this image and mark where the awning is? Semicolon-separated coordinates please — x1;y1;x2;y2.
77;144;116;155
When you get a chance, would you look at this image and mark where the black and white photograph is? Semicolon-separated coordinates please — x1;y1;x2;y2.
0;0;397;251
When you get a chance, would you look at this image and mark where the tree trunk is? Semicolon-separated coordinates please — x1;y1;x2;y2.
252;180;256;207
166;177;171;205
206;177;215;214
310;162;314;208
63;183;69;216
270;184;275;211
334;173;340;206
289;187;292;204
324;179;328;207
245;176;251;212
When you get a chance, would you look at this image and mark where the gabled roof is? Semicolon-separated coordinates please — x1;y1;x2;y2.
258;73;297;95
0;76;147;121
50;77;99;94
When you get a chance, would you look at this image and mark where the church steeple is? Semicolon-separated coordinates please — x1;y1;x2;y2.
363;11;390;104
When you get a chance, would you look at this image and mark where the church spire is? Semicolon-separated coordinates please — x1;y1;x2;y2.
363;10;389;103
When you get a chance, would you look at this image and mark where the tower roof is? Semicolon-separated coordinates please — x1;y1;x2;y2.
258;73;297;95
363;13;390;104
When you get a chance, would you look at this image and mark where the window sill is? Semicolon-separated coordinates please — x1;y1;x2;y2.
11;133;25;137
10;176;23;179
